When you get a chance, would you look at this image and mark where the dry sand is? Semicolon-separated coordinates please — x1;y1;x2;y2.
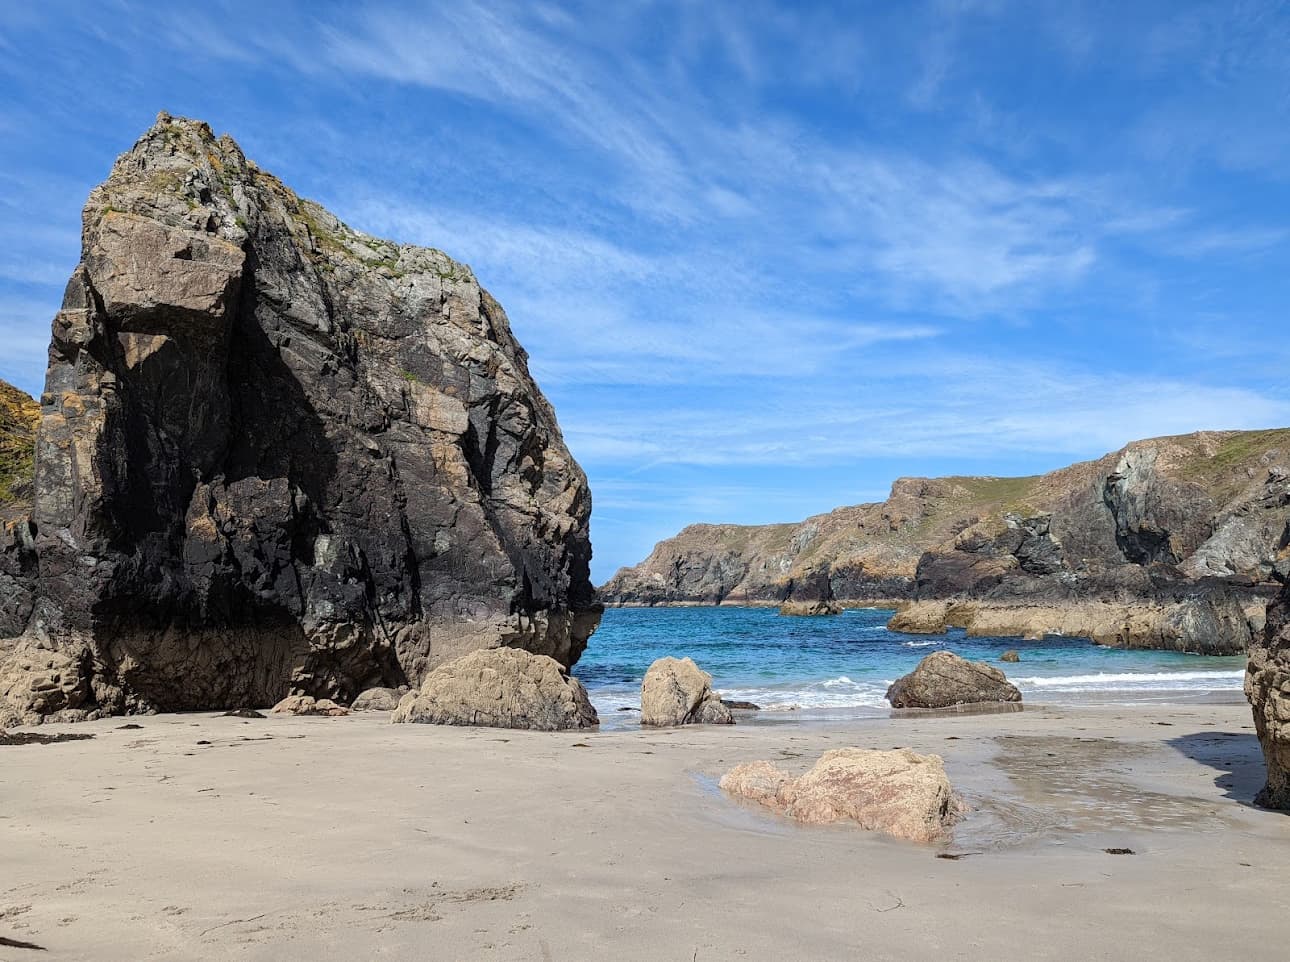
2;701;1288;961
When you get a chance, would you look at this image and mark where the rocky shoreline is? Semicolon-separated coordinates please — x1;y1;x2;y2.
601;430;1290;656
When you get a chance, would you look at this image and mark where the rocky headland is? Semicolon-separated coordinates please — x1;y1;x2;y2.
0;114;600;725
600;430;1290;653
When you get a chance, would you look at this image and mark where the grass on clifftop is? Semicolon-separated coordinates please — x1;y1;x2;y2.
0;380;39;506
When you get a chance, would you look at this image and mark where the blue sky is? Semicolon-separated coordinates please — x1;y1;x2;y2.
2;1;1289;583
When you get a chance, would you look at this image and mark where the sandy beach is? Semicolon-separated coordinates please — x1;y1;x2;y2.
3;700;1287;962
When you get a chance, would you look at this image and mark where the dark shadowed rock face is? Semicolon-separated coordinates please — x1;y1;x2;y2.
0;114;600;724
1247;567;1290;809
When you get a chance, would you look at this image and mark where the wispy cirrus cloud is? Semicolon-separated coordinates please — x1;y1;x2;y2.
2;0;1289;579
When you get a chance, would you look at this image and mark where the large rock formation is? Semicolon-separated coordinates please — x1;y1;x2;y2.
886;651;1022;709
391;647;599;730
0;114;600;724
601;431;1290;653
720;748;963;843
1246;566;1290;809
639;656;734;726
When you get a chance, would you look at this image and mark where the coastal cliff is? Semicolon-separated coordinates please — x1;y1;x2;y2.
0;114;600;724
600;430;1290;652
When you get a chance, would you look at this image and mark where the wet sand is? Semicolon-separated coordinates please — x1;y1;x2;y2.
2;702;1287;961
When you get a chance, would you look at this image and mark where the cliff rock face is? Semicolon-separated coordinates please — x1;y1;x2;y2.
602;431;1290;653
0;114;599;724
0;380;40;642
1246;566;1290;809
0;380;39;515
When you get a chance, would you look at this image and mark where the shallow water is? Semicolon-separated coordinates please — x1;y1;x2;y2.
579;606;1246;724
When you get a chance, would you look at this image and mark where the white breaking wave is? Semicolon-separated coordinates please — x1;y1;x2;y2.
901;639;943;648
587;668;1244;719
717;675;892;710
1016;670;1243;689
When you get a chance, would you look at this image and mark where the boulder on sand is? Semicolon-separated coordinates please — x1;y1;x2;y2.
720;747;964;843
886;650;1022;709
272;695;349;717
350;687;408;712
640;656;734;726
391;648;598;731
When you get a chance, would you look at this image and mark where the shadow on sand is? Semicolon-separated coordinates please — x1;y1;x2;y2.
1166;730;1273;810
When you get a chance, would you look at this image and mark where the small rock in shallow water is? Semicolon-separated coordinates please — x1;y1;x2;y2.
886;651;1021;709
721;699;762;710
1000;650;1020;663
640;657;733;726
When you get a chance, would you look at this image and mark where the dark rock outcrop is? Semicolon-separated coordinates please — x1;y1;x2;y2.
886;651;1022;709
1247;565;1290;809
391;647;599;730
0;114;600;724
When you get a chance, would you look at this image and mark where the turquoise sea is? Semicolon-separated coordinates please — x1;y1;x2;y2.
577;606;1247;724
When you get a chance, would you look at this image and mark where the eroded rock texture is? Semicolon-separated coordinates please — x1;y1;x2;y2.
720;748;963;843
1247;568;1290;809
639;656;734;726
886;651;1022;709
391;647;599;730
0;114;600;724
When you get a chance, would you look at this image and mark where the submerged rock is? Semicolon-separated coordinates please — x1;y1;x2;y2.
1247;569;1290;809
720;748;963;843
0;114;600;723
391;648;598;731
639;656;734;726
1000;650;1020;663
721;699;761;710
778;599;843;617
886;651;1022;709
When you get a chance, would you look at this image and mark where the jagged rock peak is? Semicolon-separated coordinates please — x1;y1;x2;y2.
0;113;600;725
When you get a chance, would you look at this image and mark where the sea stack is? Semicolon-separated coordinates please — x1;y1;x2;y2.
1247;566;1290;809
0;114;600;724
